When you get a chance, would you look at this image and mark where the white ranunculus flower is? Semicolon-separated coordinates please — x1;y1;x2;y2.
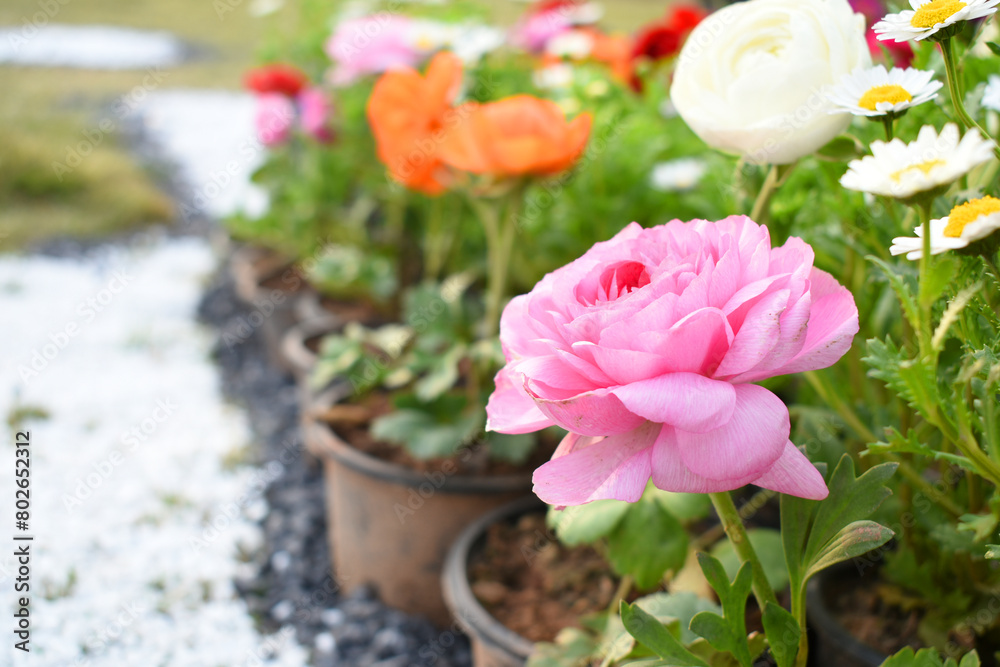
670;0;871;165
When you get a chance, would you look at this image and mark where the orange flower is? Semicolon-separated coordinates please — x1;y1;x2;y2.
367;52;465;195
442;95;592;178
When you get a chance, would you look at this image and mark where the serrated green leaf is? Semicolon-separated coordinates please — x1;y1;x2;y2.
804;520;895;581
413;344;465;401
693;556;753;667
620;601;708;667
868;256;920;331
803;457;897;568
607;496;688;590
920;254;959;309
878;646;980;667
957;513;999;542
689;612;739;657
371;409;480;459
762;603;799;667
547;500;630;546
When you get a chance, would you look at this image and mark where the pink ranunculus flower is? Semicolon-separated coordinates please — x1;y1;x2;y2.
255;93;296;146
487;217;859;506
297;87;334;143
325;15;424;87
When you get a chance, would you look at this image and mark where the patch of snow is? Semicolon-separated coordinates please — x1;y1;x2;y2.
0;24;187;70
0;237;307;666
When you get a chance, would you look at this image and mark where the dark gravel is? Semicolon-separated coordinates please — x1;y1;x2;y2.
197;262;473;667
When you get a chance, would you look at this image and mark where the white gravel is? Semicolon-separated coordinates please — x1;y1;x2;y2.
0;24;187;70
135;90;269;221
0;237;308;666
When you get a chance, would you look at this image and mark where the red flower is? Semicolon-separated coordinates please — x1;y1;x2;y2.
244;64;308;97
631;5;706;62
629;4;707;91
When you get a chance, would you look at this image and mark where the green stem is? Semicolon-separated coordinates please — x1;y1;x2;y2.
791;584;809;667
707;492;777;610
941;38;1000;160
750;165;780;223
882;115;894;142
424;196;445;281
916;201;935;359
471;185;524;338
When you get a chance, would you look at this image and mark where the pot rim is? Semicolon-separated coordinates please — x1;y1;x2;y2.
281;316;342;378
805;563;889;666
304;390;535;494
442;495;544;660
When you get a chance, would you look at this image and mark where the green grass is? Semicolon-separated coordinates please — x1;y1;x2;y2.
0;0;667;250
0;0;266;250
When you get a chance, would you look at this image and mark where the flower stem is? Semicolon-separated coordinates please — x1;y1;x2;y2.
882;116;894;142
750;165;780;223
471;185;525;338
916;201;934;358
941;38;1000;160
707;491;777;610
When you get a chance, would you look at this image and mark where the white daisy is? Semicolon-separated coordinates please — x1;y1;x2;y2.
890;195;1000;258
533;63;575;90
875;0;1000;43
840;123;995;199
650;158;707;192
826;65;943;117
983;75;1000;112
546;29;595;59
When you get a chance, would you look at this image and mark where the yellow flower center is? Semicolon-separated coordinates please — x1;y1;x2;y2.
910;0;967;28
858;85;913;111
890;159;946;182
943;196;1000;237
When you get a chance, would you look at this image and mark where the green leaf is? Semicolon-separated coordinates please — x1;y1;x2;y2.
371;409;480;459
868;256;920;331
484;431;536;464
879;647;980;667
607;496;688;590
957;513;999;543
803;457;897;568
692;555;753;667
762;603;799;667
711;529;789;592
620;601;708;667
804;520;895;581
987;41;1000;56
985;544;1000;559
547;500;630;546
959;651;982;667
815;135;866;162
527;627;600;667
413;344;465;401
635;592;722;645
919;254;959;309
650;489;713;523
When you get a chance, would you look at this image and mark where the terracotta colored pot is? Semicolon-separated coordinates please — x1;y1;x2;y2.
805;565;887;667
303;405;534;628
229;245;309;374
442;496;542;667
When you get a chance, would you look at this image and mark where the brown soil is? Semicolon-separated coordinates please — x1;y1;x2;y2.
828;576;926;657
318;295;386;327
315;392;558;477
466;512;628;643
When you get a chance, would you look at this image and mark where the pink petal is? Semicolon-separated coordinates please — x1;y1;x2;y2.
751;441;829;500
532;422;660;505
587;345;675;385
726;292;812;383
610;372;736;434
768;268;859;376
485;367;552;434
525;383;646;436
675;384;789;481
650;426;760;493
515;355;598;392
714;289;789;377
636;307;733;375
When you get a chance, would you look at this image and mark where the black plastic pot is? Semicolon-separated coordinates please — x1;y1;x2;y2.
442;496;544;667
806;564;888;667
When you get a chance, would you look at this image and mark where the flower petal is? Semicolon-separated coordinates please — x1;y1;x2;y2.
714;288;789;377
611;372;736;433
485;367;553;434
750;441;829;500
767;268;859;376
650;426;759;493
532;422;660;505
675;384;789;481
525;382;646;436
